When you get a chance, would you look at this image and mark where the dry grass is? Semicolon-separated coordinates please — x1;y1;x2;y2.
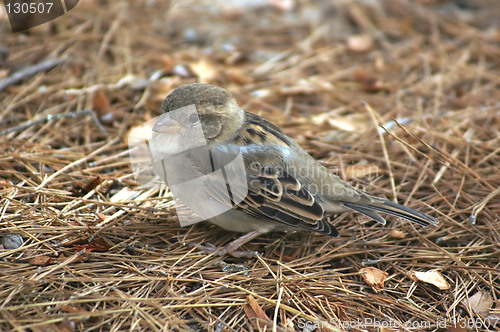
0;0;499;331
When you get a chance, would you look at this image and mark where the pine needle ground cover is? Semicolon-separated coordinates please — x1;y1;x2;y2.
0;1;499;331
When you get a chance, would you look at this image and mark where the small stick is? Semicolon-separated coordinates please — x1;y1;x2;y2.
0;58;65;91
0;109;107;136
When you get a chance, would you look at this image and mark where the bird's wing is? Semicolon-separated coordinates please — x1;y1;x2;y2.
244;166;338;236
204;143;338;236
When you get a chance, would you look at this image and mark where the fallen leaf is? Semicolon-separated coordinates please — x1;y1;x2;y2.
354;67;377;83
359;267;389;291
243;295;273;330
82;175;102;193
354;67;387;92
462;290;493;317
412;270;450;290
390;229;407;239
92;89;111;113
30;255;53;266
73;238;111;253
246;295;270;320
72;175;102;196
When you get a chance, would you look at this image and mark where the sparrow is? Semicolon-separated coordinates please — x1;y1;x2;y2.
148;83;438;256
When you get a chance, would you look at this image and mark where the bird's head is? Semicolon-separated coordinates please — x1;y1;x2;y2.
151;84;244;155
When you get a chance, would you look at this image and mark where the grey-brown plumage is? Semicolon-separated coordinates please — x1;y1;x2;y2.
161;83;232;113
150;83;439;239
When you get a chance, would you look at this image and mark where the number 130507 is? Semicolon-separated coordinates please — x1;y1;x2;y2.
6;2;53;14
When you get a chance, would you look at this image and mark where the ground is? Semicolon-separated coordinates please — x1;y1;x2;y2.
0;0;499;331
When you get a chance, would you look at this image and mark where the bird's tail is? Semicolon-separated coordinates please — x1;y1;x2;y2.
343;199;438;227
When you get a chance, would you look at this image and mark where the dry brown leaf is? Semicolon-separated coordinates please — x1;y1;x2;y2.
246;295;270;320
243;295;273;330
462;290;493;317
354;67;377;84
30;255;53;266
82;175;102;193
412;270;450;290
72;175;102;196
92;89;111;113
390;229;407;239
354;67;387;92
359;267;389;291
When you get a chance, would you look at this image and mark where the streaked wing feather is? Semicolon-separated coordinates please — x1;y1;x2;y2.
342;202;387;225
343;200;438;227
284;186;314;206
245;167;337;236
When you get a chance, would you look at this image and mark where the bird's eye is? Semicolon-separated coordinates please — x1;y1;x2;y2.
188;113;199;124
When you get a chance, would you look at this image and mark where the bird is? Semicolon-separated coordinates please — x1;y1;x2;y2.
148;83;438;256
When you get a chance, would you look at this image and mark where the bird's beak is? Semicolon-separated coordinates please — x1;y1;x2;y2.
153;116;181;134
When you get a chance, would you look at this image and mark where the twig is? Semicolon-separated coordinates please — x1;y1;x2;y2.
0;58;65;91
0;109;107;136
